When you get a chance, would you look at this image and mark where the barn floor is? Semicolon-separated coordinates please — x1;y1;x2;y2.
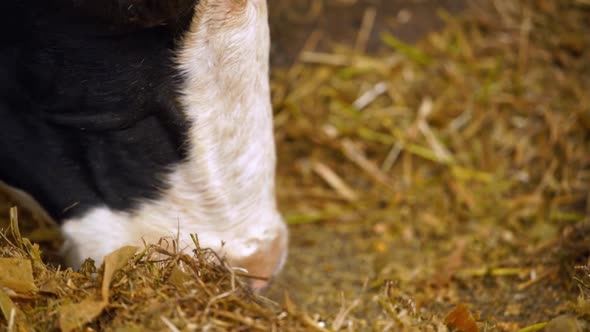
265;0;590;330
1;0;590;331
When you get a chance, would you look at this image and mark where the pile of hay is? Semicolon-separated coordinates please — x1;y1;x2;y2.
1;0;590;331
0;208;320;331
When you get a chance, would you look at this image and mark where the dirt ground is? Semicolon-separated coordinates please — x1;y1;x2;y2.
265;0;590;330
268;0;467;66
267;0;474;314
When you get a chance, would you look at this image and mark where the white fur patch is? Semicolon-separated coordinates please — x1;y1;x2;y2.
61;0;288;281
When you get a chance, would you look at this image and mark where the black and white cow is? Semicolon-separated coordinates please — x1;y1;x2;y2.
0;0;287;289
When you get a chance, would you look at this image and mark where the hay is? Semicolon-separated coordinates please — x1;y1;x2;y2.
1;0;590;331
270;0;590;330
0;208;319;331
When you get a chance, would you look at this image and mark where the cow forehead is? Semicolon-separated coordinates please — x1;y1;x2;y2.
1;0;286;282
1;0;268;219
66;0;285;280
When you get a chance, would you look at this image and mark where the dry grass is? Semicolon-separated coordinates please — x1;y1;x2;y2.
271;0;590;330
0;208;321;331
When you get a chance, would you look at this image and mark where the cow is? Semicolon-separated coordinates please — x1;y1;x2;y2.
0;0;288;290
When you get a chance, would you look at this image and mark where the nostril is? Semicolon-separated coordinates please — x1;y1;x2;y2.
249;276;272;293
230;230;288;291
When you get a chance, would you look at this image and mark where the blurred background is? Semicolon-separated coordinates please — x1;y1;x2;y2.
264;0;590;330
269;0;466;65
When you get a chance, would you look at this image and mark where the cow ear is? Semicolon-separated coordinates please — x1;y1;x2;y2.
70;0;198;29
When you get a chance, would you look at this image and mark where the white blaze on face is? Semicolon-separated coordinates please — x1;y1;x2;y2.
60;0;287;289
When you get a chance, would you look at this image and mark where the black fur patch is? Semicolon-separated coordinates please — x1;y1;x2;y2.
0;1;195;220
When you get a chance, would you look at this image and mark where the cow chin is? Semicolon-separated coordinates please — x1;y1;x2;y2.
60;205;288;291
